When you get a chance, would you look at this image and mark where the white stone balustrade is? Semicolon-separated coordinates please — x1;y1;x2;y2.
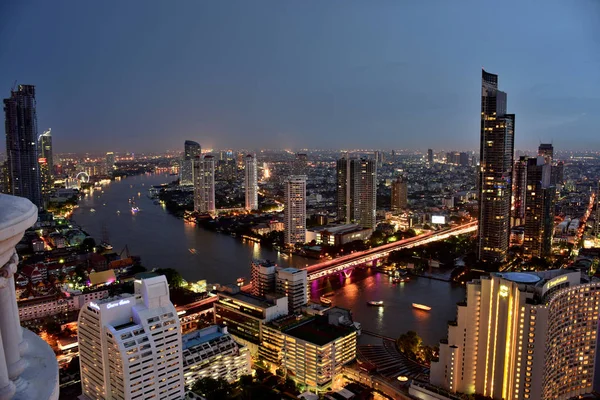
0;194;59;400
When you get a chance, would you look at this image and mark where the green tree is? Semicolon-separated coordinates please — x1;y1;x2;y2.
397;330;422;359
154;268;184;288
80;237;96;252
192;377;232;400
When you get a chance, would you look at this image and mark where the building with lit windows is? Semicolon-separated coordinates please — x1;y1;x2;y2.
523;156;555;259
4;85;42;208
284;175;307;246
38;129;53;198
193;155;215;214
336;157;377;229
213;285;287;355
181;141;201;185
244;154;258;211
391;175;408;212
250;260;277;297
77;276;184;400
276;267;307;314
431;269;600;400
105;152;115;174
477;70;515;262
181;325;251;388
259;314;357;392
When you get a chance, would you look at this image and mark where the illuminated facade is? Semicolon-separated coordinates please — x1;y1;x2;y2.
284;175;307;245
38;129;53;197
77;276;184;400
512;156;528;227
182;325;251;388
250;260;277;297
477;70;515;262
336;157;377;229
4;85;42;207
260;315;357;392
431;270;600;400
105;152;115;174
244;154;258;211
276;267;308;313
181;140;201;185
193;155;215;214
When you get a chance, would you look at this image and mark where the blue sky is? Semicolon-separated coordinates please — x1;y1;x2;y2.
1;0;599;153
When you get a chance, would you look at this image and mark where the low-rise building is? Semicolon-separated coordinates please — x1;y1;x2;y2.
18;289;109;321
306;224;373;247
182;325;251;388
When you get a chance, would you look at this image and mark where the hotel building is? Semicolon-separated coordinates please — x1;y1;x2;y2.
431;269;600;400
181;325;251;388
259;314;357;392
77;276;185;400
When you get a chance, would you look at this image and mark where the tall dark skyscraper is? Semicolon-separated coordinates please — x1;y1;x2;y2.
477;70;515;262
39;128;53;197
336;155;377;229
391;175;408;212
427;148;434;164
181;140;201;185
523;156;555;258
538;143;554;161
512;155;528;226
4;84;42;207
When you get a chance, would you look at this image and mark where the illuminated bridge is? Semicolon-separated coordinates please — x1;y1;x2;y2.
305;221;478;281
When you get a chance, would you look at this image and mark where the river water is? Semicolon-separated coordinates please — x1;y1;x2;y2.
72;174;465;344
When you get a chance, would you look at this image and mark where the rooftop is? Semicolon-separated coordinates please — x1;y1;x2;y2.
182;325;228;350
219;290;276;309
284;316;355;346
496;272;541;284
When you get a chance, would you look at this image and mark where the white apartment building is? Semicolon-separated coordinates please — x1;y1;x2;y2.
244;154;258;211
284;175;307;246
193;155;215;214
78;276;185;400
182;325;251;388
431;270;600;400
250;260;277;297
18;289;108;321
276;267;307;314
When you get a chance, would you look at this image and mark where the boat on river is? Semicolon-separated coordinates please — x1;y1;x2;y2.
412;303;431;311
320;296;332;305
367;300;384;307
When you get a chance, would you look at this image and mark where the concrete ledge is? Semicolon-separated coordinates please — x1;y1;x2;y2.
0;195;38;267
14;329;59;400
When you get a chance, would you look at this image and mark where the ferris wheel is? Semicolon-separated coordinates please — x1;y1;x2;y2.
75;172;90;183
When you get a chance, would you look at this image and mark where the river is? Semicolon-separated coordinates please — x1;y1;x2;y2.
71;173;465;344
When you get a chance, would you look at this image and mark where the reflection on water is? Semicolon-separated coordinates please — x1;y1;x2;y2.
311;269;465;345
71;174;317;284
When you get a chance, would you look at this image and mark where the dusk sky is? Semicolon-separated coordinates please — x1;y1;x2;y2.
1;1;599;153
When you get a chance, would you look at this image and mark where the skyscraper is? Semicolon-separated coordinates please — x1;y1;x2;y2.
77;276;185;400
276;267;308;313
523;157;555;258
538;143;554;162
284;175;306;246
293;153;308;176
4;84;42;207
244;154;258;211
181;140;201;185
431;270;600;400
105;152;115;174
336;156;377;229
38;129;53;197
193;155;215;213
390;175;408;212
512;156;528;226
427;148;434;164
477;70;515;262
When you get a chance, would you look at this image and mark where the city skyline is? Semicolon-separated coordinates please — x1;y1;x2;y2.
1;1;599;153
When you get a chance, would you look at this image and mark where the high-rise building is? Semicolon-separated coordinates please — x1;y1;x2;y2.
427;149;434;164
390;175;408;212
538;143;554;162
596;181;600;237
77;275;185;400
38;129;53;198
477;70;515;262
250;260;277;297
181;325;251;388
276;267;308;313
431;270;600;400
459;152;469;167
180;140;201;185
244;154;258;211
0;161;9;194
193;155;215;214
4;84;42;207
512;156;528;226
523;157;555;259
105;152;115;174
336;156;377;229
284;175;307;246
